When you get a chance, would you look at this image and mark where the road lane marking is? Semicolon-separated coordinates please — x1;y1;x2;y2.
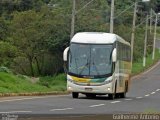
124;99;132;100
156;89;160;92
0;111;32;114
145;94;150;97
0;95;68;103
151;92;155;94
111;101;121;104
0;97;48;103
50;108;73;111
89;104;105;108
136;97;143;99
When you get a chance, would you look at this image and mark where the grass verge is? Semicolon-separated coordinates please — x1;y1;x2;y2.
0;72;66;94
132;49;160;75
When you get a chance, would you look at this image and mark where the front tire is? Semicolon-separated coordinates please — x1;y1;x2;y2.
72;92;79;98
108;82;117;100
108;93;115;100
120;92;126;98
120;82;128;98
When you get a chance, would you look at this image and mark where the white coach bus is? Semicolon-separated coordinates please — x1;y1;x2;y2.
63;32;131;99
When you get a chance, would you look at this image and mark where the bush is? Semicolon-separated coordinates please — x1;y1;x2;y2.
38;74;66;91
0;66;11;73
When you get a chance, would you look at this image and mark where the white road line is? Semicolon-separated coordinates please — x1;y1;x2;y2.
156;89;160;92
151;92;156;94
124;99;132;101
136;97;143;99
111;101;121;104
145;94;150;97
50;108;73;111
0;97;47;103
89;104;105;108
0;111;32;114
0;95;67;103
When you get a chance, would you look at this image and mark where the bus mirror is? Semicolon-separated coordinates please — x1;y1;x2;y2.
112;48;117;62
63;47;69;61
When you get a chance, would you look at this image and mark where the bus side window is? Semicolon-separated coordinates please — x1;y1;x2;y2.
126;46;131;61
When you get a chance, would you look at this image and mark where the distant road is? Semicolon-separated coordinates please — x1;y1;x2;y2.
156;40;160;48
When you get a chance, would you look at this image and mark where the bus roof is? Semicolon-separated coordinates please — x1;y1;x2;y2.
71;32;130;46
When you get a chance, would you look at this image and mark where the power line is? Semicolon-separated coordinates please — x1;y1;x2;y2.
136;15;153;28
114;3;134;19
76;0;95;14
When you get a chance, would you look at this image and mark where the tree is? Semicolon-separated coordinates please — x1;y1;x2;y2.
0;0;159;76
0;41;17;67
11;10;44;76
0;17;8;40
10;6;70;76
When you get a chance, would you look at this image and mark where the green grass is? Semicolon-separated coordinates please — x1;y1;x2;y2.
38;74;66;91
132;49;160;75
0;72;66;93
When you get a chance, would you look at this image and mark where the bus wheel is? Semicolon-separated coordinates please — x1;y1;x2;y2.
108;82;117;100
72;92;79;98
115;93;120;98
120;83;127;98
120;92;126;98
108;93;115;100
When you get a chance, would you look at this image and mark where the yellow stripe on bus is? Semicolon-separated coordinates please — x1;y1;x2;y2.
71;76;90;83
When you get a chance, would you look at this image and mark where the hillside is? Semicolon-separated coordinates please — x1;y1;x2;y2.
0;0;160;76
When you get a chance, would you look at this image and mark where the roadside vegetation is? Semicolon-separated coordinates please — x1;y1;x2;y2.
132;49;160;75
0;69;66;93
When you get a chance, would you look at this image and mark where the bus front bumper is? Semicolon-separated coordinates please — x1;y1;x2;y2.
67;81;113;94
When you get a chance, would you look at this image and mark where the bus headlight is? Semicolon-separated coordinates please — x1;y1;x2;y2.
68;86;73;91
107;87;111;91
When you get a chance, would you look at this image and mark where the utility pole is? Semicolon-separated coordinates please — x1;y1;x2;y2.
152;14;157;60
143;15;149;67
70;0;76;39
150;8;152;33
131;2;137;68
110;0;114;33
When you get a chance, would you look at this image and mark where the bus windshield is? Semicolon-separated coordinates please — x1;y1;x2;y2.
69;43;113;77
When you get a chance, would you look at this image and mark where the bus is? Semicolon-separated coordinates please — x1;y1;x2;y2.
63;32;131;99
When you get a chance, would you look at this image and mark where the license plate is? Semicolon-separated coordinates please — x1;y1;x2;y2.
85;88;93;91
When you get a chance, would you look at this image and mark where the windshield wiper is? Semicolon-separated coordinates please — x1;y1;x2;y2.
91;58;100;76
78;58;89;75
75;58;78;73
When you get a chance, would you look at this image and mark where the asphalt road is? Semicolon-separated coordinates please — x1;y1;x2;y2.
0;42;160;119
156;40;160;49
